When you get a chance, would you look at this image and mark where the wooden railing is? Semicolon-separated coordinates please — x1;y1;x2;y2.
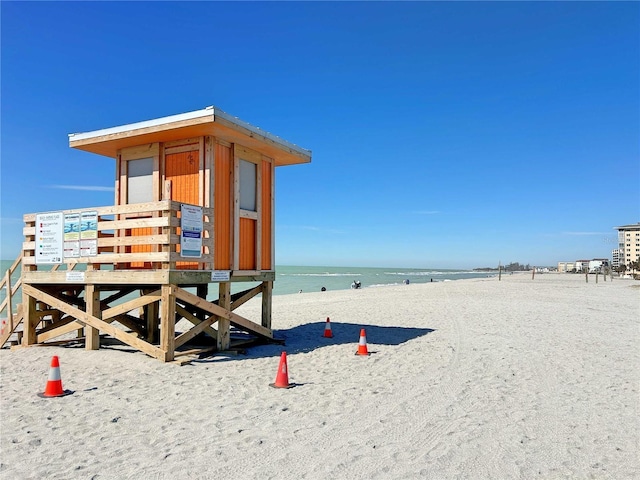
22;200;214;271
1;255;23;346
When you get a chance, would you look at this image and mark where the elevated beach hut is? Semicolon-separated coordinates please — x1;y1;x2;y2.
1;106;311;361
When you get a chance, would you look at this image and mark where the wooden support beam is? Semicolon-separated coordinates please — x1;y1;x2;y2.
228;310;272;339
261;281;272;329
36;312;142;344
173;285;272;339
176;304;218;341
85;284;101;350
22;293;37;346
160;285;176;361
102;290;162;320
22;284;166;360
174;306;219;349
218;283;231;351
0;306;23;348
102;287;139;305
4;269;13;332
196;285;208;318
230;284;262;310
143;289;159;343
37;319;84;343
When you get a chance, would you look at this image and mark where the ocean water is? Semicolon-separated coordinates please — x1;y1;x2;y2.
272;265;494;295
0;260;494;314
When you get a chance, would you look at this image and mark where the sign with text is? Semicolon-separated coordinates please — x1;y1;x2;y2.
36;212;64;264
211;271;231;281
66;271;85;282
80;211;98;239
80;239;98;257
63;213;81;258
180;204;203;258
80;211;98;257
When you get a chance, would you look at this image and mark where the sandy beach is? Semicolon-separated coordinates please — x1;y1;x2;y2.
1;273;638;479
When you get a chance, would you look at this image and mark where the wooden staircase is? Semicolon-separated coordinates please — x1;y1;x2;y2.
1;255;24;347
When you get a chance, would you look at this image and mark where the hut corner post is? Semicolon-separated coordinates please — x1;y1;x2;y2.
21;294;37;346
261;281;273;329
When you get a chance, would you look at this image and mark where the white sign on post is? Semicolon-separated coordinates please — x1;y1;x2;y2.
36;212;64;264
180;204;203;258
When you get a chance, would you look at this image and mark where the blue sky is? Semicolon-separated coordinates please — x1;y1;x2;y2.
1;2;638;269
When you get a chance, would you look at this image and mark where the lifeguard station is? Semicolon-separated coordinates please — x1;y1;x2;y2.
0;106;311;361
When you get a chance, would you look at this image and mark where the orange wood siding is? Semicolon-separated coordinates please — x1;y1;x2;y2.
239;217;256;270
261;160;272;270
166;149;200;269
165;151;200;205
129;227;153;269
214;143;232;270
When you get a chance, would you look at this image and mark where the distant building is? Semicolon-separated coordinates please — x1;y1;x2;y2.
575;260;590;272
588;259;609;273
612;249;621;268
615;223;640;268
557;262;575;273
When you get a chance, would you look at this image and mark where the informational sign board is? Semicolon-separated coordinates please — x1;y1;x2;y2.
80;211;98;257
180;204;203;258
36;212;64;264
65;271;85;283
211;271;231;281
63;213;81;258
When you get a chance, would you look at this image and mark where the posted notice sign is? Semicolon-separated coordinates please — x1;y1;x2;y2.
180;204;203;258
80;211;98;257
36;212;64;264
63;213;81;258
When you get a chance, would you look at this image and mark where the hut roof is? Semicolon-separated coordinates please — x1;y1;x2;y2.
68;106;311;166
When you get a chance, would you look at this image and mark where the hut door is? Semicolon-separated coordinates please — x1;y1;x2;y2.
238;158;258;270
121;147;159;269
165;146;201;269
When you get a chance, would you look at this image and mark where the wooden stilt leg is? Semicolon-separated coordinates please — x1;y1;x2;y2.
160;285;176;362
22;294;37;346
217;282;231;351
196;284;208;320
85;284;100;350
143;289;159;344
261;281;272;329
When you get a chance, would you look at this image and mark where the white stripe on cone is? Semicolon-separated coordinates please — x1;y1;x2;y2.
48;367;61;381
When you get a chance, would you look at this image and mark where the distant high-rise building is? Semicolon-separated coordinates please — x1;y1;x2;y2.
612;249;621;268
615;223;640;268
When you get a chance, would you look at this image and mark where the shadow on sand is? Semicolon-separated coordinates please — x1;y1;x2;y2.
221;321;436;360
57;322;435;363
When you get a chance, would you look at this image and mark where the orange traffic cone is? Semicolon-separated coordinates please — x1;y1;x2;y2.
270;351;293;389
323;317;333;338
355;328;371;356
38;356;73;398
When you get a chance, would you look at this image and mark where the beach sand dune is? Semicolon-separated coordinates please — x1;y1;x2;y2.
1;274;638;479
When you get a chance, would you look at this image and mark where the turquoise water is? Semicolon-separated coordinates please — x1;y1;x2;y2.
0;261;493;313
272;265;493;295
